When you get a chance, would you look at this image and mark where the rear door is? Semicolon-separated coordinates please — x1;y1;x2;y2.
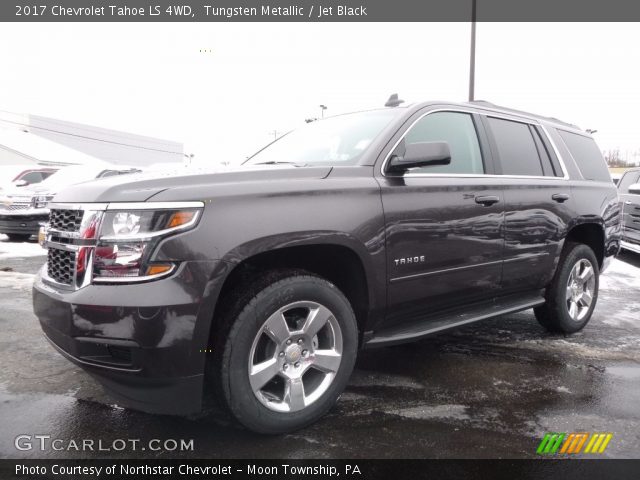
377;108;505;329
618;170;640;245
482;115;574;294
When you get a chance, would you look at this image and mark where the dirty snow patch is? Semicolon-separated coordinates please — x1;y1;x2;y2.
387;404;470;420
600;258;640;291
0;271;35;291
512;337;640;362
0;236;45;260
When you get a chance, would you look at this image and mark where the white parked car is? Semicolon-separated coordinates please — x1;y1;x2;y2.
0;164;141;241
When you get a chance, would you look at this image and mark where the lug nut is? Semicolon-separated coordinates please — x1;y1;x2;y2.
286;339;292;345
294;362;300;368
297;339;304;345
279;352;284;357
302;349;308;356
283;364;288;370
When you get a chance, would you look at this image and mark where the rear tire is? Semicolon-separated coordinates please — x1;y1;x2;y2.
209;269;358;434
5;233;31;242
534;242;599;334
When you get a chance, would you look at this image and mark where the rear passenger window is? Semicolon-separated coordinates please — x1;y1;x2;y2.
399;111;484;174
487;117;544;177
557;130;611;182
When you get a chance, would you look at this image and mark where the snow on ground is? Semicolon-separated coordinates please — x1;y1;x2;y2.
0;270;34;292
600;257;640;291
0;234;46;260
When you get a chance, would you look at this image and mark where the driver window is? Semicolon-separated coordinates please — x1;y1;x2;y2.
399;111;484;174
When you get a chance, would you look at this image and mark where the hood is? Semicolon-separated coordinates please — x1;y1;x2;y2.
1;182;61;201
52;165;333;204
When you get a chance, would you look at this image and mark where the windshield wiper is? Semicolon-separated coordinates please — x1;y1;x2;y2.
251;161;306;166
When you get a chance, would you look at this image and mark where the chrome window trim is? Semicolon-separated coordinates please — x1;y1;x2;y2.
379;107;570;181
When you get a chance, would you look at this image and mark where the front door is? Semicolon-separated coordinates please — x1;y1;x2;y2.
378;110;504;329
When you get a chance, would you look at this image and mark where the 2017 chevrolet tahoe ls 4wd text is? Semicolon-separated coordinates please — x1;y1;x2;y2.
33;100;621;433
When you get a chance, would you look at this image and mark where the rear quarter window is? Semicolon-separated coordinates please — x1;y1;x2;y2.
557;130;611;182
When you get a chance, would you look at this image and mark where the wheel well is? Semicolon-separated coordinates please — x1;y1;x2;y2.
214;245;370;335
566;223;605;267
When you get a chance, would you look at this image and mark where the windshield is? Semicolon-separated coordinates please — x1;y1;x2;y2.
244;109;399;167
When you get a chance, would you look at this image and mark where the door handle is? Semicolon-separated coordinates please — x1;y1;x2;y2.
474;195;500;206
552;193;570;203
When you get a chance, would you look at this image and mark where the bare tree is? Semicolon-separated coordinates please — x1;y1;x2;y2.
603;149;633;168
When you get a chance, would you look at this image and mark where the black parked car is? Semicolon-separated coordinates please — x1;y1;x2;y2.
33;99;621;433
617;167;640;254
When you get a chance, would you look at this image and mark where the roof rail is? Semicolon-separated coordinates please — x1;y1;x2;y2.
467;100;579;129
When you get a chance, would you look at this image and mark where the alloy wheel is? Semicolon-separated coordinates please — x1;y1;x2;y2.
248;301;343;412
565;258;596;322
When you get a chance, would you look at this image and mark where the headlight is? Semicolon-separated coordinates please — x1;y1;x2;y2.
90;206;201;283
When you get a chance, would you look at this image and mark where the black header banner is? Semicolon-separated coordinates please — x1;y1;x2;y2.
3;0;640;22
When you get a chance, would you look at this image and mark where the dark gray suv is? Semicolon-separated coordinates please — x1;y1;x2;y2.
33;100;621;433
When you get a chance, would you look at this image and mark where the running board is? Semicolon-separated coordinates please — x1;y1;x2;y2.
364;292;545;348
621;240;640;255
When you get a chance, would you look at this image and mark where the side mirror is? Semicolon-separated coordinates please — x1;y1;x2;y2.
14;180;28;187
629;183;640;195
387;141;451;174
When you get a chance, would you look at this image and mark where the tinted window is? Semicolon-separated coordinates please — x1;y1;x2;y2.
245;109;400;167
19;172;44;183
399;112;484;174
487;117;543;176
531;127;563;177
618;171;640;193
558;130;611;182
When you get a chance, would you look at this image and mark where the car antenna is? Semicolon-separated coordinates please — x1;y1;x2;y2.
385;93;405;107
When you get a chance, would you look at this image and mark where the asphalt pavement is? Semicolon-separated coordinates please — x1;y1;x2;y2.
1;236;639;459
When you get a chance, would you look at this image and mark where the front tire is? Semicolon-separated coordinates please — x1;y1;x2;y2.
6;233;31;242
211;270;358;434
534;242;599;333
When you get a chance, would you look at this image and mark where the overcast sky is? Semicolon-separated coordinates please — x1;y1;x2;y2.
1;22;639;165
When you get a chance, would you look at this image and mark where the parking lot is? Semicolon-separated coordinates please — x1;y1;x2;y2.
1;234;639;459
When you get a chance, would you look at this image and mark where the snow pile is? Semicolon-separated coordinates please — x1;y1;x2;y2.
0;235;46;260
601;258;640;291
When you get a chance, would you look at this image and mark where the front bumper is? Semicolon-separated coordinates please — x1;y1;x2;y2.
0;213;48;235
32;260;222;415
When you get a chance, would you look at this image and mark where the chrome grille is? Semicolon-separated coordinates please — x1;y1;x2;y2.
49;209;83;232
47;248;74;285
1;203;31;211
